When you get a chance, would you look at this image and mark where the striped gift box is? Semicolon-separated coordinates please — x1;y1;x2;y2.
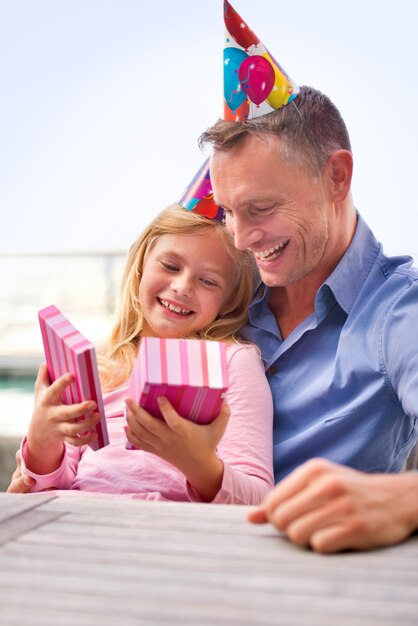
38;305;109;450
126;337;228;448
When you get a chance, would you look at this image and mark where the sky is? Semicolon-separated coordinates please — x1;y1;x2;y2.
1;0;417;257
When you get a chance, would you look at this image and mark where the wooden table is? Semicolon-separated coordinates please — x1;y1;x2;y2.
0;493;417;625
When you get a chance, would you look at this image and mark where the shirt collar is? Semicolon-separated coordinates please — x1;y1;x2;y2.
324;213;381;314
248;213;381;316
251;280;267;305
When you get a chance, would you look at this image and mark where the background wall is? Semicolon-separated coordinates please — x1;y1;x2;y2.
1;0;417;257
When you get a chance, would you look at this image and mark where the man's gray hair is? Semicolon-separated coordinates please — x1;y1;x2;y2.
199;86;352;176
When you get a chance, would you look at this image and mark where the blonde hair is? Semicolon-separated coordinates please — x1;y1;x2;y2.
98;204;257;391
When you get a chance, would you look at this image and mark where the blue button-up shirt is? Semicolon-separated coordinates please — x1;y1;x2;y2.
245;214;418;481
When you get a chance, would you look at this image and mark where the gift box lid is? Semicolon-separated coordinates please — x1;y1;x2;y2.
38;305;109;450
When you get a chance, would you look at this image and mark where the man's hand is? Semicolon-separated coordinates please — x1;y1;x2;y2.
6;450;35;493
248;458;418;553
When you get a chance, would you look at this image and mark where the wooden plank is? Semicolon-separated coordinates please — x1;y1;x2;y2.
1;546;418;602
15;510;418;570
1;527;418;623
0;567;417;626
0;493;57;523
0;509;65;545
3;537;418;583
40;495;258;521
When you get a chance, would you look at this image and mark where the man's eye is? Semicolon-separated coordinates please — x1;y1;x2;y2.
255;206;274;213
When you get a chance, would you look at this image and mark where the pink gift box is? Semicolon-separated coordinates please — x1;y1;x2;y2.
126;337;228;449
38;305;109;450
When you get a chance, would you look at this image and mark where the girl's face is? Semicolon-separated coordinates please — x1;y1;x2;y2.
138;231;235;339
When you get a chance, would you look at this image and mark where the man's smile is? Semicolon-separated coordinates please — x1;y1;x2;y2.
254;240;290;263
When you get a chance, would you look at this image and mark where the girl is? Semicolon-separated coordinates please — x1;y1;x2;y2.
19;205;274;503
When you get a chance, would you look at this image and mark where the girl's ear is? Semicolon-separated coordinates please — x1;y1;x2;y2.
326;149;353;202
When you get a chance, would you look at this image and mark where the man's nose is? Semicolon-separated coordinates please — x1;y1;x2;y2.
228;216;263;251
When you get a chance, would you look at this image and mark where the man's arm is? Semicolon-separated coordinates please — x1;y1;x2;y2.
249;458;418;552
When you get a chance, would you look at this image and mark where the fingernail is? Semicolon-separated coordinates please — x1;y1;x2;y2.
157;396;165;406
23;476;33;487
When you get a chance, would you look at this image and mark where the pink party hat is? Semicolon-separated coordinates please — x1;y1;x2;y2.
223;0;299;120
178;158;224;222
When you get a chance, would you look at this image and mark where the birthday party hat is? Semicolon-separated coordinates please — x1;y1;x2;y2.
180;1;299;219
178;158;224;222
223;0;299;120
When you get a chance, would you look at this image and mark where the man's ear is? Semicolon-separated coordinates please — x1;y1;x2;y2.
326;150;353;202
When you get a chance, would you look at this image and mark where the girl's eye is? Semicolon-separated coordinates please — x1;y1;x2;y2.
161;261;179;272
199;278;218;288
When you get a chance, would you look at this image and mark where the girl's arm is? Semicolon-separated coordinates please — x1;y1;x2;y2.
124;397;230;502
20;363;101;491
197;343;274;504
125;343;274;504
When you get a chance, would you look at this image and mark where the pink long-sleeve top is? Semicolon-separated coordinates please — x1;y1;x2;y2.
21;343;274;504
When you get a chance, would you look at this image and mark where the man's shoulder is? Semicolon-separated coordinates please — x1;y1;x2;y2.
376;252;418;284
355;251;418;330
371;252;418;309
345;214;417;298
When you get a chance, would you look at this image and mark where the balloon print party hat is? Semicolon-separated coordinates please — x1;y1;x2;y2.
223;0;299;120
180;1;299;219
178;158;224;222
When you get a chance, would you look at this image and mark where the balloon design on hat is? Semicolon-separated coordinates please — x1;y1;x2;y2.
180;1;299;220
224;0;299;120
179;159;224;222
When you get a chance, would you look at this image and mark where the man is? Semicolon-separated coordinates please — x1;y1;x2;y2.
201;85;418;552
8;85;418;552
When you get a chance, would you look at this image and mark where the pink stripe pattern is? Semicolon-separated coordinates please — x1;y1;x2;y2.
38;305;109;450
126;338;228;449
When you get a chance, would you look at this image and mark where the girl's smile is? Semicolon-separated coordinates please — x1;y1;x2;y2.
138;232;235;338
157;297;195;316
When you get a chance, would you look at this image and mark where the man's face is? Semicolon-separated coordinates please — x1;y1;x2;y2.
210;134;331;288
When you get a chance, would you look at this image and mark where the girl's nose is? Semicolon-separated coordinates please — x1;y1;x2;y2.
170;273;193;297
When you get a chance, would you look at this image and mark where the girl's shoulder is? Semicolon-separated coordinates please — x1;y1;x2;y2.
224;339;262;365
224;339;268;388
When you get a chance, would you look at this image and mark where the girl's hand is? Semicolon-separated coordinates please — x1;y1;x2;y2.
124;397;230;502
26;363;101;475
6;450;35;493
